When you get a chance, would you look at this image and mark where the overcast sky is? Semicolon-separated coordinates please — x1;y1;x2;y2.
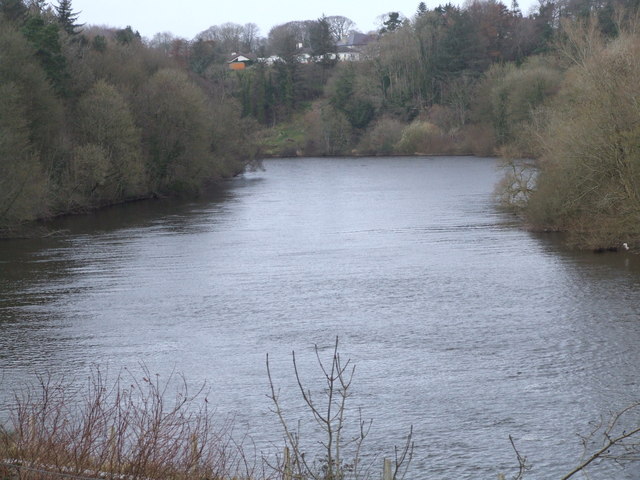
69;0;539;40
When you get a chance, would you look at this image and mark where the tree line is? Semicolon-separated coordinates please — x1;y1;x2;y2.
3;0;640;246
217;0;603;156
0;0;258;235
500;12;640;249
210;0;640;249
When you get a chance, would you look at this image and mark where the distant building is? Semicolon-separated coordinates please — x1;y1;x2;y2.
248;32;377;67
227;53;256;70
336;32;376;61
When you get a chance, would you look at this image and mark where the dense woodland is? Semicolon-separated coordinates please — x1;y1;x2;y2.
1;0;640;247
0;0;259;235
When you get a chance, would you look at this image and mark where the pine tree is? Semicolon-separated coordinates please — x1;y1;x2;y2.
380;12;402;34
54;0;82;35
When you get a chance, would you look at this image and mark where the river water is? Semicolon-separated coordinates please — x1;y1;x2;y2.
1;156;640;479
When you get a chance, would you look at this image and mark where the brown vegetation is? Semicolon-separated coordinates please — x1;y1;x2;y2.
514;17;640;249
0;367;253;480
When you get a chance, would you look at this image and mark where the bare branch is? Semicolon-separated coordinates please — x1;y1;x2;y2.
561;402;640;480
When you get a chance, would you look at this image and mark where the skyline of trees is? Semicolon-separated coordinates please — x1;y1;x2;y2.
3;0;640;246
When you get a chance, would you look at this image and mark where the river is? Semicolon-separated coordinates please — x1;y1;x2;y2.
1;156;640;479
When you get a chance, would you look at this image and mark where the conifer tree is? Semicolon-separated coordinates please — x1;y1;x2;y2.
54;0;82;35
380;12;402;34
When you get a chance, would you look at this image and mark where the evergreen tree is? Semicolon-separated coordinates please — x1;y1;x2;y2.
115;26;141;44
309;15;337;81
21;14;68;95
309;16;336;57
54;0;82;35
380;12;402;34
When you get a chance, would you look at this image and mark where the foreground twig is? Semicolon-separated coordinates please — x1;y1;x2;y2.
561;402;640;480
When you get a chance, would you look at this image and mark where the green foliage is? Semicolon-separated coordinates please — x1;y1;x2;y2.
115;25;141;45
91;34;106;52
329;65;375;129
380;12;403;34
54;0;82;35
0;19;63;159
0;82;48;227
73;80;145;203
189;38;218;75
20;14;68;95
0;7;258;232
309;16;336;58
0;0;27;23
139;68;215;193
235;64;276;124
271;60;297;119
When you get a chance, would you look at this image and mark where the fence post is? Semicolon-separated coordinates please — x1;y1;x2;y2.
383;457;393;480
283;446;292;480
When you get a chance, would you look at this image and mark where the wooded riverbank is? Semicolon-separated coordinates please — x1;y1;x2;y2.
3;0;640;248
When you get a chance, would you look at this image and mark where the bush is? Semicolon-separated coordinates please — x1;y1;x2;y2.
356;116;404;155
457;124;497;156
396;121;454;155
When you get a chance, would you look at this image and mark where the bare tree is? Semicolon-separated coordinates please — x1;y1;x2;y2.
326;16;356;42
197;22;245;53
241;22;261;52
148;31;177;54
266;337;413;480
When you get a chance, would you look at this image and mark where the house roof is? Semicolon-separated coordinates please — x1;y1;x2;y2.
337;32;375;48
227;53;257;63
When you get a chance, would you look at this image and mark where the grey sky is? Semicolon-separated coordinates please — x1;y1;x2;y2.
70;0;538;40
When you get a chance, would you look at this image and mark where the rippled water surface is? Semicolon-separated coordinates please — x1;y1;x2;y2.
2;157;640;479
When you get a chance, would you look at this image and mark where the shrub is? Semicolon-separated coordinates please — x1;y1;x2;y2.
396;121;454;155
356;117;404;155
457;124;497;156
